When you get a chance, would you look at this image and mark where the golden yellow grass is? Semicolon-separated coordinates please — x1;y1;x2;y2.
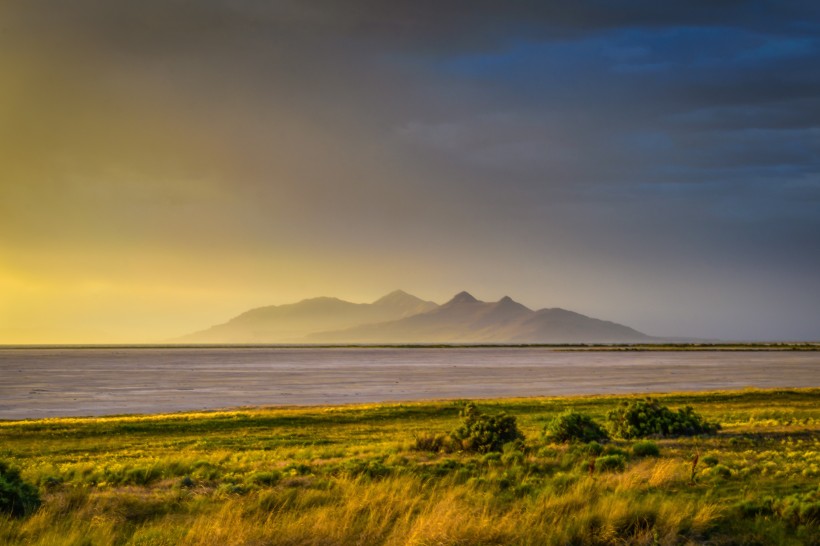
1;388;818;545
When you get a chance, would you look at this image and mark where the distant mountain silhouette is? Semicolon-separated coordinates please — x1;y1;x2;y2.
176;290;653;344
175;290;437;343
309;291;652;343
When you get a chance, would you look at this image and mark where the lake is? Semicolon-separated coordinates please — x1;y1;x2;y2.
1;347;818;419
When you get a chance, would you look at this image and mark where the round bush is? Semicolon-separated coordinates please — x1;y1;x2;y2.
451;403;524;453
606;398;720;439
0;461;41;518
595;454;627;472
632;440;660;458
544;410;609;443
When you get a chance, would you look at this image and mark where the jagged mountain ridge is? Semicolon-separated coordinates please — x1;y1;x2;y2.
309;291;652;343
176;290;653;343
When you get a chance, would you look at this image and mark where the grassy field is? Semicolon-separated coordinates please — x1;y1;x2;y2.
1;388;818;545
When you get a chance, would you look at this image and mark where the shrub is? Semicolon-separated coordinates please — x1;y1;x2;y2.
632;440;660;458
709;464;732;479
0;460;41;518
543;411;609;443
249;471;281;486
450;403;524;453
603;445;628;457
586;441;605;456
606;398;720;439
595;454;627;472
736;498;775;518
702;455;719;466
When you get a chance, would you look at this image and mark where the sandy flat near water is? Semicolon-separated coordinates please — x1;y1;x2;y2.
1;347;818;419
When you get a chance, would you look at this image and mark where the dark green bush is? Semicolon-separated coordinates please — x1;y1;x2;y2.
0;460;41;518
249;471;281;486
606;398;720;439
736;497;775;518
450;403;524;453
797;502;820;525
631;440;660;458
709;464;732;479
543;410;609;443
603;445;628;457
702;455;719;466
595;454;627;472
430;458;462;478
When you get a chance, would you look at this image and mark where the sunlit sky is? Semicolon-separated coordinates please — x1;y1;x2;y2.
2;1;819;343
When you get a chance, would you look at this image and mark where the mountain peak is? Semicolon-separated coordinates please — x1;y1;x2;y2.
177;289;652;344
447;291;479;305
373;289;419;305
370;290;439;319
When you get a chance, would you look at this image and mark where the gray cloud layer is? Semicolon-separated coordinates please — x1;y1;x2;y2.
2;1;818;340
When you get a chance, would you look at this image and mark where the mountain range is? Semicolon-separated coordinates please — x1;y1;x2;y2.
176;290;654;344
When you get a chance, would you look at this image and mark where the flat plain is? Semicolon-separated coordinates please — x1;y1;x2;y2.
1;346;819;419
1;388;819;545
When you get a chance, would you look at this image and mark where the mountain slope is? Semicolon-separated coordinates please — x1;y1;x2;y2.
175;290;438;343
508;308;651;343
309;292;653;343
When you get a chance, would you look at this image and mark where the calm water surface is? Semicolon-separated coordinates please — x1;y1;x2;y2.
1;347;818;419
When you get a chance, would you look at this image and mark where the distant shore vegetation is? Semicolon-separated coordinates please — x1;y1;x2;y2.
1;388;818;545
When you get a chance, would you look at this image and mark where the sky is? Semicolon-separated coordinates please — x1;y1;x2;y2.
1;1;819;343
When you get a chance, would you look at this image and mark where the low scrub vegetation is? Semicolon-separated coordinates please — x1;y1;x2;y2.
0;388;817;545
607;397;721;439
631;439;661;458
0;461;41;518
449;402;524;453
543;410;609;443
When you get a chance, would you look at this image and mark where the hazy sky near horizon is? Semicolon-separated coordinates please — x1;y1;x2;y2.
2;1;819;342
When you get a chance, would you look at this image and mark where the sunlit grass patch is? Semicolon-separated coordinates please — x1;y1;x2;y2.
0;388;817;544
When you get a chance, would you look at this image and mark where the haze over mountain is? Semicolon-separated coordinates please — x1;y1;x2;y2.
177;291;653;344
176;290;437;343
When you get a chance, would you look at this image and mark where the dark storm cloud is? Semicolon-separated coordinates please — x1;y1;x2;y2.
10;1;820;54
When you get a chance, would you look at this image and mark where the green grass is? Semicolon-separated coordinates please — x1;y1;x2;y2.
1;388;819;545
